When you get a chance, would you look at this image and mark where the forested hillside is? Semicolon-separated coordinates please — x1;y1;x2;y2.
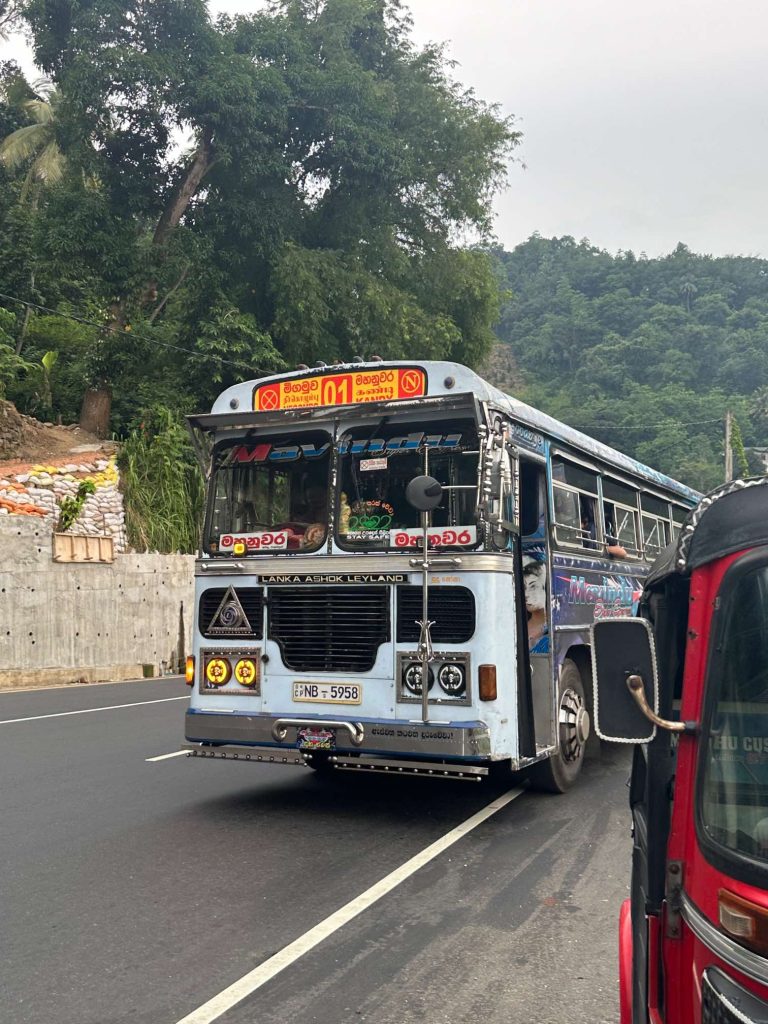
494;235;768;491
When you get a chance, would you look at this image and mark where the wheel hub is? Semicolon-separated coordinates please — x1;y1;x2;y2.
558;687;591;762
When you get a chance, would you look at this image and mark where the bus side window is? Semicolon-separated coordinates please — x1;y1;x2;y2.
551;456;600;549
520;462;545;537
603;478;640;556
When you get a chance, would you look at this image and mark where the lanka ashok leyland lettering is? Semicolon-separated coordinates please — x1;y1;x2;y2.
183;360;698;787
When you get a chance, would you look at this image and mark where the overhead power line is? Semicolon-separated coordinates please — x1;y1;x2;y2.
0;292;271;376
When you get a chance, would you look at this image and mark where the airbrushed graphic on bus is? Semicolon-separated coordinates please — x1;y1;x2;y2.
549;554;648;675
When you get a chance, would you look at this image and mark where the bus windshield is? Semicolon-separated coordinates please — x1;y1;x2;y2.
336;420;479;550
205;431;331;554
699;560;768;878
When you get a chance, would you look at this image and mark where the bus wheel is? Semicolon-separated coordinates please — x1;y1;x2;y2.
528;660;590;793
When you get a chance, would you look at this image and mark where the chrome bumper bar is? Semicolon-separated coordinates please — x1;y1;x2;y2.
185;709;491;759
181;744;489;780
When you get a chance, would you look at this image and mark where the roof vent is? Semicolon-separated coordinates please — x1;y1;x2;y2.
370;355;383;362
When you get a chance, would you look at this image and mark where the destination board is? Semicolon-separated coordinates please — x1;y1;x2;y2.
253;367;427;411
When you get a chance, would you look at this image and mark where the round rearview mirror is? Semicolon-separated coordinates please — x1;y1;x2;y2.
405;475;443;512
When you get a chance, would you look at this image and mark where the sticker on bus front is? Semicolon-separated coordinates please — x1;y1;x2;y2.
293;682;363;705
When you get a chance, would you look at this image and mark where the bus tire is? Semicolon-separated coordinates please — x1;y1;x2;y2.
528;660;590;793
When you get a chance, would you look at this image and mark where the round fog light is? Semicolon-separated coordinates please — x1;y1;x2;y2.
438;663;465;695
234;658;258;688
205;657;231;687
404;662;434;696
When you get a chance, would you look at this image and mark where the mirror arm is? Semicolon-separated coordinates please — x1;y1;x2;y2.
626;675;698;735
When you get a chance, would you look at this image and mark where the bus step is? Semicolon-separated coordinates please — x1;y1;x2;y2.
183;743;309;766
329;755;488;781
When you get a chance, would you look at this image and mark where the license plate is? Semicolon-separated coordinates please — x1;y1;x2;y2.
292;682;362;705
297;727;336;750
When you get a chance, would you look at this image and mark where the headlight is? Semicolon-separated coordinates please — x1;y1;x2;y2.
403;662;434;695
438;662;465;696
234;658;258;688
205;657;231;687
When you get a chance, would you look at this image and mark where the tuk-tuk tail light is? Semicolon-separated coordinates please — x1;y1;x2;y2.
718;889;768;956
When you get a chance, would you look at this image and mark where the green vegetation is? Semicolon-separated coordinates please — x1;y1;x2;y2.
118;408;204;555
0;0;517;438
0;1;517;551
493;236;768;491
57;479;95;533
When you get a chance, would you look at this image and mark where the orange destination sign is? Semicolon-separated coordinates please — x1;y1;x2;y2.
253;367;427;411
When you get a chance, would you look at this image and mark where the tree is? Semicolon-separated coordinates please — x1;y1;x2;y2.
0;80;65;198
493;235;768;490
5;0;517;431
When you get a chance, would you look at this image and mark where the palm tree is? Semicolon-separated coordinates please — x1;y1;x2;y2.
679;278;698;314
0;81;66;199
0;79;69;352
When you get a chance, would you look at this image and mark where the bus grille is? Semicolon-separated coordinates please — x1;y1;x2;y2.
396;586;475;644
199;587;264;638
268;586;389;672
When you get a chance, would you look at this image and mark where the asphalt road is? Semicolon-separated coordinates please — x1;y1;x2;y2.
2;678;632;1024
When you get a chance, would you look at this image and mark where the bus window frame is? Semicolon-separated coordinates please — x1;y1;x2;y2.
202;430;333;556
550;453;602;552
333;417;483;553
549;448;689;561
695;548;768;890
641;513;669;559
604;497;641;558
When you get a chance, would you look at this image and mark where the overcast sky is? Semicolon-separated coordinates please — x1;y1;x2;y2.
5;1;768;257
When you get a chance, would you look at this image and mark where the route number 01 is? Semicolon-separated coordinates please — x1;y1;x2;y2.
323;378;349;405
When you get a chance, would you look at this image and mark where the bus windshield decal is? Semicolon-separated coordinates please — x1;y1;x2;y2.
338;432;461;456
229;442;330;464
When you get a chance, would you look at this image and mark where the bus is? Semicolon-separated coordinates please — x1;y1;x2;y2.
183;360;699;788
591;477;768;1022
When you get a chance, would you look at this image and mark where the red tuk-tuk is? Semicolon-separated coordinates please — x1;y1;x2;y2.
591;478;768;1023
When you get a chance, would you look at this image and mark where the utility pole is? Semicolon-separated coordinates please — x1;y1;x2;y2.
725;410;733;482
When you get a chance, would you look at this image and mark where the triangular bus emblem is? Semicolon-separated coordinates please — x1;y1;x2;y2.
208;586;253;635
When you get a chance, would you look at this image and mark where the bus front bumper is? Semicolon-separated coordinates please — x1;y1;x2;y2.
184;709;492;761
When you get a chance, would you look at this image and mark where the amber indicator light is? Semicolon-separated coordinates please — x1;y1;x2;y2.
479;664;497;701
719;889;768;956
185;656;195;686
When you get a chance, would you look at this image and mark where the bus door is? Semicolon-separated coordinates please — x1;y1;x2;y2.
520;458;553;752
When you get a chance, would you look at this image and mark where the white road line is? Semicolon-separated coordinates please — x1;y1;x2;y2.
146;750;188;762
0;695;188;725
0;675;183;695
174;786;524;1024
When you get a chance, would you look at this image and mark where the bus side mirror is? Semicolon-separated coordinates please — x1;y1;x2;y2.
590;618;659;743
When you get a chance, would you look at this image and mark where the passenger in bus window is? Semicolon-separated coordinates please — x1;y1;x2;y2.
603;505;628;558
579;496;598;550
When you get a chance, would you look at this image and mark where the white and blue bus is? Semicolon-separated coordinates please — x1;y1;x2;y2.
183;361;699;789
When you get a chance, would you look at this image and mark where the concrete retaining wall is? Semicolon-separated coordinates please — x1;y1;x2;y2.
0;518;194;688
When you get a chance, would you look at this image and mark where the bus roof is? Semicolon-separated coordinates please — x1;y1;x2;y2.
210;360;700;504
